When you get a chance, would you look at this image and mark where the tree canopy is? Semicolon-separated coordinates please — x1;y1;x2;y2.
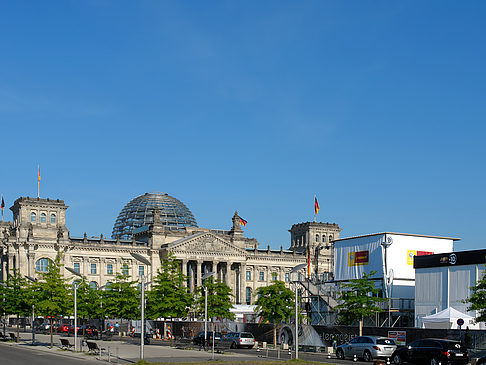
195;277;235;322
147;253;193;319
255;280;294;347
335;271;384;327
465;272;486;322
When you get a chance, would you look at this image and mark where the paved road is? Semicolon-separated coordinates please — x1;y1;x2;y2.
0;342;100;365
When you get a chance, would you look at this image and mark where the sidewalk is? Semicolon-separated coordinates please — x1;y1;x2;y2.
2;328;261;364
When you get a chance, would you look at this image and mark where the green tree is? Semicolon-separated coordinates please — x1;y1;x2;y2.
195;277;235;331
104;271;139;340
255;280;294;348
465;272;486;322
71;277;102;336
4;270;31;342
34;254;70;348
147;253;193;319
335;271;384;335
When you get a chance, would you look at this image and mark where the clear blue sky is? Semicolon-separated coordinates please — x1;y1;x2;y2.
1;1;485;251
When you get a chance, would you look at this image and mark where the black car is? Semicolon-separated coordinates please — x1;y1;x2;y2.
392;338;468;365
193;331;222;347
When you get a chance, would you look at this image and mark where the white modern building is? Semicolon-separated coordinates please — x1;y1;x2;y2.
414;249;486;329
333;232;459;327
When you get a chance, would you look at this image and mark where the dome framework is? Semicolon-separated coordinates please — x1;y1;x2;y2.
112;192;198;239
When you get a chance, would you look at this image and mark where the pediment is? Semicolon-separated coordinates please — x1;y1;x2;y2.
169;232;246;256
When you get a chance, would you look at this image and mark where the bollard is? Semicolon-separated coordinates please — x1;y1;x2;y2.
266;348;269;358
354;354;358;362
256;345;261;352
288;347;292;359
328;352;331;359
278;347;280;359
387;358;390;365
108;347;111;363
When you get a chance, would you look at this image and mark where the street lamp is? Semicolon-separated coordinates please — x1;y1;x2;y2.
290;263;306;360
66;267;82;352
201;271;215;359
381;236;393;328
25;275;37;345
130;252;152;361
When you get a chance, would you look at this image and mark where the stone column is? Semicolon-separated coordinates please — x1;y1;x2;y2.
241;262;247;304
196;260;202;288
27;252;35;277
213;261;219;281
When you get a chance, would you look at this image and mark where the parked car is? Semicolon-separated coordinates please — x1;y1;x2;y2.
193;331;222;347
35;322;51;334
56;324;70;333
336;336;397;362
224;332;255;349
391;338;469;365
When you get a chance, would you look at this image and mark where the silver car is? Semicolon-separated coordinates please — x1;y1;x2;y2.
224;332;255;349
336;336;397;362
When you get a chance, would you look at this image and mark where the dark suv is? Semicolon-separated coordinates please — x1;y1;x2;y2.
392;338;468;365
192;331;222;347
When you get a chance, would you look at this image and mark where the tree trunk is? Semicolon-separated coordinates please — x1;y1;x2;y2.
50;318;53;349
120;318;123;342
273;322;277;348
16;314;19;343
359;318;363;336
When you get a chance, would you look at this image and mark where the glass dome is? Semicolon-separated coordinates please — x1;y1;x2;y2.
112;192;198;239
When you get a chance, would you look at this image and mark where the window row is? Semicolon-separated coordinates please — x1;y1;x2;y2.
245;271;290;282
315;234;334;243
35;258;144;277
30;212;56;224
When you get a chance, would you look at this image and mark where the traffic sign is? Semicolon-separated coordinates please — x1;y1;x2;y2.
457;318;464;326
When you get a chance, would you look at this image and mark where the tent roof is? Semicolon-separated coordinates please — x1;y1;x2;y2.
423;307;473;322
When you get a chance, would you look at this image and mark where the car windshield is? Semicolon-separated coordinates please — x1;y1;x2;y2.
241;333;253;338
377;339;396;345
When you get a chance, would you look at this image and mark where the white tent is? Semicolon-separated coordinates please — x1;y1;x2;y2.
422;307;479;329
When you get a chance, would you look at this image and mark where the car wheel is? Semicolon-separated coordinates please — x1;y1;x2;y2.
430;357;440;365
393;354;403;365
336;348;345;360
363;350;373;362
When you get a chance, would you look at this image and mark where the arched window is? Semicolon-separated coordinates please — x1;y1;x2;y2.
322;235;326;243
316;234;319;242
35;258;52;272
31;212;36;222
105;282;112;291
50;214;56;224
89;281;98;290
40;213;46;223
329;235;333;242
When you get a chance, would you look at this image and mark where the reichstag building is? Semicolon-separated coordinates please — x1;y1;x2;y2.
0;192;341;305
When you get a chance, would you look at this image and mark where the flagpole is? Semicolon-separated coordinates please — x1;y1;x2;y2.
37;165;40;198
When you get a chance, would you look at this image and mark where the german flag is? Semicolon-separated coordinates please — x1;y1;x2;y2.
314;196;319;215
1;195;4;210
239;217;247;227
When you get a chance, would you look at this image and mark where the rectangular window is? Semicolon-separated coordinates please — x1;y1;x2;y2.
73;263;80;273
122;264;129;276
246;271;251;281
107;264;113;275
139;265;144;277
285;273;290;282
272;273;278;281
259;271;264;281
90;263;97;275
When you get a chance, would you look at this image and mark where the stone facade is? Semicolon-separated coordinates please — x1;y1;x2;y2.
0;196;341;305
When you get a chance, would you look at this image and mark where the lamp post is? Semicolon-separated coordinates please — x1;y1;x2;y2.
381;237;393;327
290;263;306;360
66;267;82;352
25;276;37;345
201;271;215;358
130;252;152;361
